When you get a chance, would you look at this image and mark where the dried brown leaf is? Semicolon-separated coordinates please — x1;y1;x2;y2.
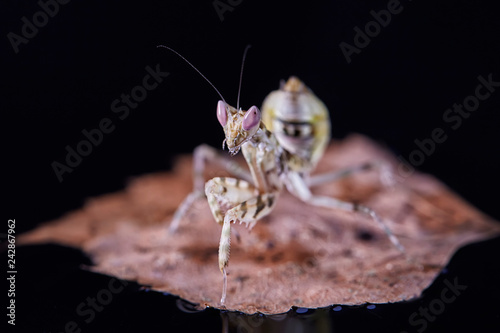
20;135;500;314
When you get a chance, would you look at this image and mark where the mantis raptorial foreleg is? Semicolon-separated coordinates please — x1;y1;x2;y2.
193;144;253;191
205;176;279;304
169;145;253;233
205;177;257;225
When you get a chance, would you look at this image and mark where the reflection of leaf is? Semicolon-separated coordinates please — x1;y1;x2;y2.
20;134;500;314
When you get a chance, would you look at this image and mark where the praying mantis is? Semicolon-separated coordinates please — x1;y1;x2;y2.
159;45;404;305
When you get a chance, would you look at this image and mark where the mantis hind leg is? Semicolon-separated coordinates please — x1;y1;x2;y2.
307;160;394;188
286;171;405;253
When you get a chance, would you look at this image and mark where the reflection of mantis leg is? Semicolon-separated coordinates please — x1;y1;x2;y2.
169;144;251;233
287;171;404;253
205;176;278;305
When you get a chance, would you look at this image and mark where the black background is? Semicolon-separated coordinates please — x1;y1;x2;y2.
3;0;500;332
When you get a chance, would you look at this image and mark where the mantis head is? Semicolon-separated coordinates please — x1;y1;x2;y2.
216;100;261;155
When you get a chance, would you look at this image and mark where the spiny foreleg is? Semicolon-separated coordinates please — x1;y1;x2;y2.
205;177;278;305
169;145;252;233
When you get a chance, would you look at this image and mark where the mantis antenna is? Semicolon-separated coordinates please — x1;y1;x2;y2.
157;44;252;110
236;44;252;110
157;45;227;105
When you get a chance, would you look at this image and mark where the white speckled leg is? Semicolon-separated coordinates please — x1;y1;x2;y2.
205;176;278;305
307;160;395;188
287;171;404;253
169;144;252;233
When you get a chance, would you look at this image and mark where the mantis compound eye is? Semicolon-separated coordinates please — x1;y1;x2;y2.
242;106;261;131
217;100;227;126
